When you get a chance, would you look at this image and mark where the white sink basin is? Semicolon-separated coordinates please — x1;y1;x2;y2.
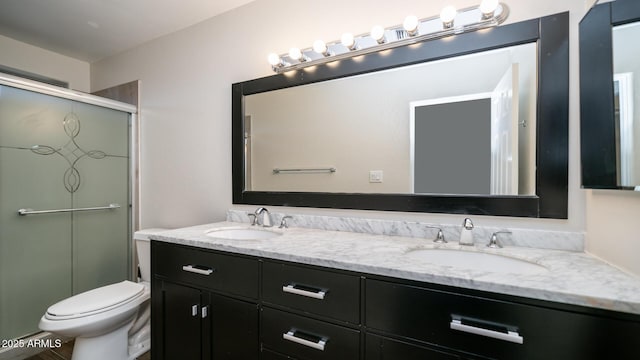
205;227;281;240
405;249;547;275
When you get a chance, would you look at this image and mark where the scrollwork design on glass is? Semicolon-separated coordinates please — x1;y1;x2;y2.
26;111;112;193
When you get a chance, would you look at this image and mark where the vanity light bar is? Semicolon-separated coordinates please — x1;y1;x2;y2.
267;2;509;73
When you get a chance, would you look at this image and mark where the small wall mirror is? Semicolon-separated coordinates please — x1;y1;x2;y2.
580;0;640;190
234;12;568;218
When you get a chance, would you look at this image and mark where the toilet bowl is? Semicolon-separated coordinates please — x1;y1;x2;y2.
39;229;164;360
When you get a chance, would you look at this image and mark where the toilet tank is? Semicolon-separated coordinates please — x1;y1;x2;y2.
134;229;166;282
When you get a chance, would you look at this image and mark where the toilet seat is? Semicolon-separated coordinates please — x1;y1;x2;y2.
45;281;144;321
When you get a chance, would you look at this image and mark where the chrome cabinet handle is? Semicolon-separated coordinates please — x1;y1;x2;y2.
182;265;214;276
191;305;198;317
201;305;208;319
282;330;327;351
282;284;326;300
450;318;523;344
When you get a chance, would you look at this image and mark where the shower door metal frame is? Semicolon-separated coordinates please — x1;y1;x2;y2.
0;72;140;281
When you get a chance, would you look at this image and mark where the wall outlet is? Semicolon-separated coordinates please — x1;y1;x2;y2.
369;170;383;183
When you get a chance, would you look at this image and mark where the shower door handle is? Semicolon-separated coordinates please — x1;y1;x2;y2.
18;203;120;216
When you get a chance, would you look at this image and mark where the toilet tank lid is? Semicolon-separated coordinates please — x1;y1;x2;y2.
47;280;144;318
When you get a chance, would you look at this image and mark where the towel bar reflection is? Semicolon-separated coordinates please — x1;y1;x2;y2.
18;203;121;216
273;167;336;174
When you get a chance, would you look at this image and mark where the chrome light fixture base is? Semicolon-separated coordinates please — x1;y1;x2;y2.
268;3;509;74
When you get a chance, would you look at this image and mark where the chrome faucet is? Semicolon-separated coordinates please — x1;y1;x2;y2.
459;218;474;245
254;207;273;227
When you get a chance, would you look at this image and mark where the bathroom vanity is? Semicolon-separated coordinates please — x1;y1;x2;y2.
150;221;640;360
151;242;260;359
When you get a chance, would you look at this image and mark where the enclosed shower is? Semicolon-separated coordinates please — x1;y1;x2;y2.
0;74;136;342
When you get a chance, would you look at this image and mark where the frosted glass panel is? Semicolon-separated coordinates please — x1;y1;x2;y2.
72;101;130;293
0;84;131;339
0;150;73;339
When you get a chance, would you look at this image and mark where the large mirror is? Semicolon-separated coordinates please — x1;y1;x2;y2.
245;43;537;196
233;12;568;218
580;0;640;190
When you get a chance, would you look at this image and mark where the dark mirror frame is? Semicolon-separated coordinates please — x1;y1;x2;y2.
233;12;568;218
580;0;640;190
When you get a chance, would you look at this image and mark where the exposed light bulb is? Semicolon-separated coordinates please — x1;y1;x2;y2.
313;40;329;56
479;0;499;18
341;33;356;50
403;15;419;36
371;25;386;44
440;6;457;28
267;53;282;66
289;47;303;61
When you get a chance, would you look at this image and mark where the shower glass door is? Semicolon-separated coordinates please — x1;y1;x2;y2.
0;83;132;340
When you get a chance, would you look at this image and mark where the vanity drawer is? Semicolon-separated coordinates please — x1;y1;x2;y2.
261;349;296;360
262;261;361;324
365;279;640;359
366;333;461;360
151;241;259;299
261;307;360;360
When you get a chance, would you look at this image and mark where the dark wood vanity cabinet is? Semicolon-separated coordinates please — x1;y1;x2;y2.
151;242;640;360
151;242;260;360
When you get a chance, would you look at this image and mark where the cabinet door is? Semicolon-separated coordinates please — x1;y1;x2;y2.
366;334;461;360
211;293;259;359
154;280;209;360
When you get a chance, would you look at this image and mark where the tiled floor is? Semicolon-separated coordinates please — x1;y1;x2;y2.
24;341;151;360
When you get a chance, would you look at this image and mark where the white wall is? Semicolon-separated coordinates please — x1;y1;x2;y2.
91;0;587;233
0;34;90;92
585;190;640;276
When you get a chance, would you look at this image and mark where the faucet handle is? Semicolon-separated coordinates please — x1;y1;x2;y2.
279;216;293;229
487;231;511;249
247;213;257;226
424;226;446;243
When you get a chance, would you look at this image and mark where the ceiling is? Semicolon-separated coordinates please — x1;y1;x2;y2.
0;0;257;62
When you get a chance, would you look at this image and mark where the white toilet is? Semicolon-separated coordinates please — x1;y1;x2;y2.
39;229;163;360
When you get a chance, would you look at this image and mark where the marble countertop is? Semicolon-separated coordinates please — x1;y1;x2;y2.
151;221;640;315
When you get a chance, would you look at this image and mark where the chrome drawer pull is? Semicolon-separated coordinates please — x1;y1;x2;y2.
282;330;327;351
450;319;523;344
282;284;326;300
182;264;214;275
